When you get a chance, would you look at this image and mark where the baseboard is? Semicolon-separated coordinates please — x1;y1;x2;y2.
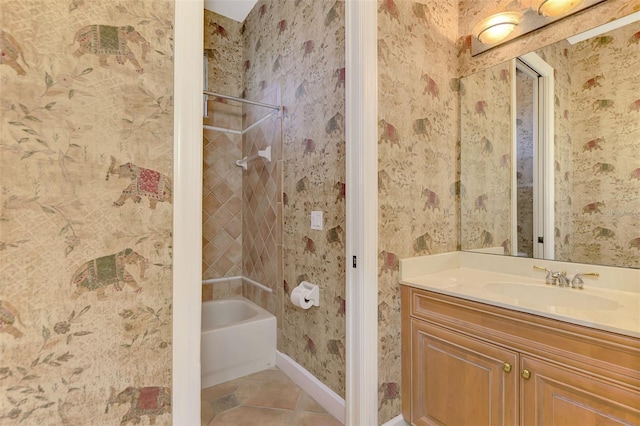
381;414;410;426
276;351;345;425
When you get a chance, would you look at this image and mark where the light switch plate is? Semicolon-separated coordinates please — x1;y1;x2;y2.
311;211;323;230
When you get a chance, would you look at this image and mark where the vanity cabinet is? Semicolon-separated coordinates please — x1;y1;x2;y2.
401;285;640;426
410;319;518;425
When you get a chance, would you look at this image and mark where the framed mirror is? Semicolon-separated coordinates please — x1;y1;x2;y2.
460;13;640;269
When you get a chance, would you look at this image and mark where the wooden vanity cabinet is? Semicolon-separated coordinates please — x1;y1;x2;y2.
410;319;518;425
401;285;640;426
520;356;640;425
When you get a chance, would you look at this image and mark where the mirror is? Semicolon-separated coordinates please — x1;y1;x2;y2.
460;14;640;269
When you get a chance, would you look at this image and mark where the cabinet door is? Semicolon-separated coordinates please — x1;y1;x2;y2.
521;356;640;425
411;319;518;426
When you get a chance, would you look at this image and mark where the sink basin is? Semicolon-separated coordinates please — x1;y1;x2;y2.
484;282;622;311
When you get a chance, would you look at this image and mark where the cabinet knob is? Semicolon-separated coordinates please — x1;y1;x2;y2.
502;362;512;373
521;369;531;380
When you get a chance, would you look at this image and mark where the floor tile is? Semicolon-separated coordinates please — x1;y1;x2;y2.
297;393;327;414
290;411;343;426
210;393;240;417
235;378;301;410
208;405;292;426
201;367;342;426
201;400;215;425
201;377;243;401
243;368;292;384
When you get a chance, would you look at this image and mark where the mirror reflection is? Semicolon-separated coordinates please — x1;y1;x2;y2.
460;15;640;269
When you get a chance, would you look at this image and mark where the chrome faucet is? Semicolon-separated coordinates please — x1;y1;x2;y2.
569;272;599;290
533;266;555;285
553;271;570;287
535;266;599;289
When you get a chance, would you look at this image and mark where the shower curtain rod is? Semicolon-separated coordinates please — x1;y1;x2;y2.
203;90;280;111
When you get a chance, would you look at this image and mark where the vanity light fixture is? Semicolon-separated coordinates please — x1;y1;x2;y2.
534;0;582;17
473;12;522;44
471;0;605;56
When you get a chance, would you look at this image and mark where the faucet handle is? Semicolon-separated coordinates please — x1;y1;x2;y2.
533;265;554;285
570;272;599;289
580;272;599;278
553;271;570;287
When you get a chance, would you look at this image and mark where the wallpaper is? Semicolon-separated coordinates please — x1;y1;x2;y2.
569;22;640;268
515;69;534;257
377;0;460;422
204;11;243;99
243;0;347;398
535;39;574;262
0;0;174;425
460;62;512;255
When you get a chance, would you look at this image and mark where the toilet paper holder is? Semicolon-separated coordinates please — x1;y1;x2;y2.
298;281;320;306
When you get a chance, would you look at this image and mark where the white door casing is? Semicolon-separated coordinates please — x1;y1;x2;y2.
173;0;379;425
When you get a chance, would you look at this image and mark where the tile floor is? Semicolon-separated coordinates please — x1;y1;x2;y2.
201;368;343;426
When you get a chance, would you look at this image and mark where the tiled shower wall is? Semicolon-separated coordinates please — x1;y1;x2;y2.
202;11;243;293
203;12;284;322
241;87;283;319
203;103;243;282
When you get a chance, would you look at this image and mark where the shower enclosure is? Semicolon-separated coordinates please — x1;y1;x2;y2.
201;55;283;325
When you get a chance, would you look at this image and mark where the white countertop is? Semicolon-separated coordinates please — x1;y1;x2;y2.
399;252;640;338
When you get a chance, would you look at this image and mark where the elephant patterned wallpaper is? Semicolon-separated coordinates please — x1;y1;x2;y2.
1;1;174;424
515;69;534;257
460;62;512;255
243;0;347;398
569;22;640;268
535;39;574;262
377;0;460;422
204;10;243;98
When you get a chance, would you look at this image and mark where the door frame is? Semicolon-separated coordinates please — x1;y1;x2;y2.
518;52;555;261
345;0;379;424
172;1;379;424
173;1;204;424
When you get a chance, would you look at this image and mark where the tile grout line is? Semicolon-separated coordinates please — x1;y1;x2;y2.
286;385;305;426
203;367;340;425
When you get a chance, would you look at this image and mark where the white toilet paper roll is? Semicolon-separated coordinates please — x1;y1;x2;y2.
290;286;314;309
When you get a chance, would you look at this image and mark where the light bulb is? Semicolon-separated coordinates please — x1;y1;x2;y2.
473;12;521;45
534;0;582;17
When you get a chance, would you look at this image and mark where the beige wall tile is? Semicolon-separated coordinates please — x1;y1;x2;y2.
203;284;214;301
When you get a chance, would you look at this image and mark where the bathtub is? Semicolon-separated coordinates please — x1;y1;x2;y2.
201;296;276;389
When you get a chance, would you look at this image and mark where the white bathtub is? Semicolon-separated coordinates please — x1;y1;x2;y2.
201;296;276;389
